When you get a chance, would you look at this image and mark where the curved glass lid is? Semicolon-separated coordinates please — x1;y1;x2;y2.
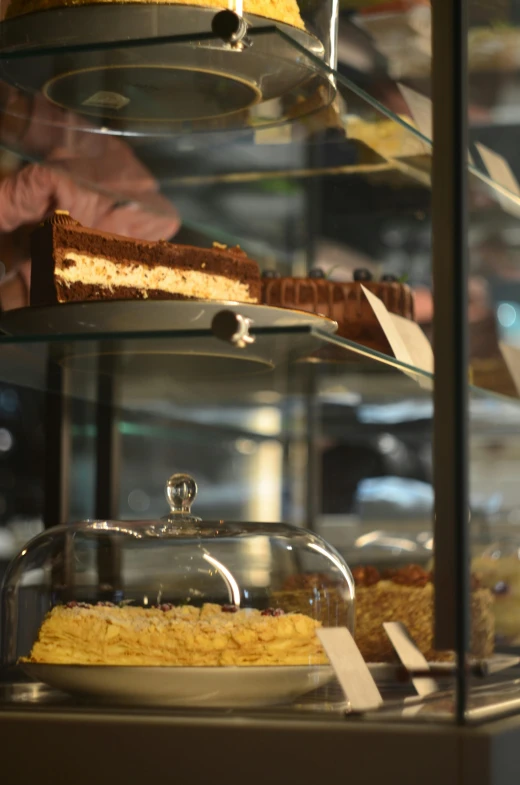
1;471;355;667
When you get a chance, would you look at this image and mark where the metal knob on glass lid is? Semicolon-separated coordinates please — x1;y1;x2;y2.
164;473;201;522
2;469;355;707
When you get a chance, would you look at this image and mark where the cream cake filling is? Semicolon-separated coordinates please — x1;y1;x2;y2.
56;252;257;303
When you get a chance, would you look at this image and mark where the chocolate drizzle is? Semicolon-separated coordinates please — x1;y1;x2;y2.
44;210;80;227
262;277;414;322
261;276;415;356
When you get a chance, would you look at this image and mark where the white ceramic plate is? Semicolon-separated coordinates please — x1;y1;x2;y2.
22;663;334;708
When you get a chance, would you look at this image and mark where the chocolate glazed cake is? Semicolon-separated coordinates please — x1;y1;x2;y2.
31;212;261;306
262;268;415;354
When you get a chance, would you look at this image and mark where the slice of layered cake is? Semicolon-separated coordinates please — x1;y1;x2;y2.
30;212;261;306
24;602;328;666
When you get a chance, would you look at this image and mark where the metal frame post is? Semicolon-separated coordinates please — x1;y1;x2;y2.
432;0;469;723
43;353;71;528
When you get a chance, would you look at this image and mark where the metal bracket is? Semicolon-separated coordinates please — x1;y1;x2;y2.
211;9;251;48
211;310;255;349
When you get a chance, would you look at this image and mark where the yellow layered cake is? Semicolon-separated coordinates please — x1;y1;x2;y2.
5;0;304;27
24;602;328;666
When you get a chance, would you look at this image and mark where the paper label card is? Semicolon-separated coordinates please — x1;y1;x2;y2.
361;285;412;363
317;627;382;712
361;286;433;390
383;622;438;697
388;313;434;376
476;143;520;219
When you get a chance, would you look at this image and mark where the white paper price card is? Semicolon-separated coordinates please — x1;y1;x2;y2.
476;143;520;219
388;313;434;376
361;285;412;364
383;622;438;697
360;285;433;390
317;627;382;712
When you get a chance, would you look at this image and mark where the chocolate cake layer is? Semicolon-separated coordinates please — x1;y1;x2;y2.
31;213;261;306
54;282;201;302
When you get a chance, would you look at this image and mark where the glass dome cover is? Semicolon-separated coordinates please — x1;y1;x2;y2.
1;472;355;677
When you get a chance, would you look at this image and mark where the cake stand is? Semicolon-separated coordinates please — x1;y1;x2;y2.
0;4;335;133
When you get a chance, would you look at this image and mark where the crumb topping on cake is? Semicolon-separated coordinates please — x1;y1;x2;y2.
24;602;328;667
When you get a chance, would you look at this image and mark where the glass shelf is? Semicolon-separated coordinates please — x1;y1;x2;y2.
0;0;517;224
0;21;516;234
0;318;518;414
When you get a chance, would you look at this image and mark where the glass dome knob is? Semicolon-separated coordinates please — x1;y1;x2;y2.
166;473;198;516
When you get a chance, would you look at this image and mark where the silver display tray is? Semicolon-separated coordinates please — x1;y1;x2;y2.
0;299;337;337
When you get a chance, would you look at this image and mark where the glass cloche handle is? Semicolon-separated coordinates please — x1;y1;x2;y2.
164;473;202;522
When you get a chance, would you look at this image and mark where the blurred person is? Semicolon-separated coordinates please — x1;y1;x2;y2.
0;87;180;311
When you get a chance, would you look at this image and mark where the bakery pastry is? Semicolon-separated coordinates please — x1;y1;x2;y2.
272;573;353;628
269;565;495;663
5;0;304;28
261;269;415;354
473;549;520;644
24;602;328;666
353;565;495;662
31;212;261;306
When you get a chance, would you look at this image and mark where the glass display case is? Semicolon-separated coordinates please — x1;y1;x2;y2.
1;0;520;783
1;471;354;706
